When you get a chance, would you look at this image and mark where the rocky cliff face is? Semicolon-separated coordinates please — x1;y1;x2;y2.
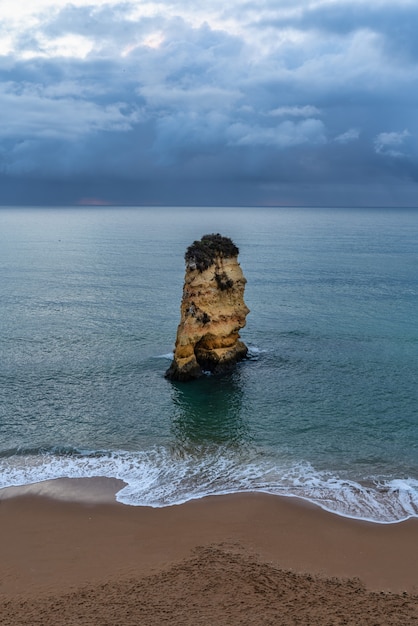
165;234;250;381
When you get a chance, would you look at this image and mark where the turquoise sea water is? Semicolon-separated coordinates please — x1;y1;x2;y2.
1;206;417;522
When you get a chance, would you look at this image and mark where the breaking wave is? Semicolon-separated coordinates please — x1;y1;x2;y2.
0;446;417;524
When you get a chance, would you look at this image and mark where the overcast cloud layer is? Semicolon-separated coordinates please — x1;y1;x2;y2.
1;0;418;206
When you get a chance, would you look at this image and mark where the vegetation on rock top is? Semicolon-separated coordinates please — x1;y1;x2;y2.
185;234;239;272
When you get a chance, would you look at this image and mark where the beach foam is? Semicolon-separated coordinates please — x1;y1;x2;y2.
1;446;417;523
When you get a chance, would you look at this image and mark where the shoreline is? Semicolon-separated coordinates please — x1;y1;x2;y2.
1;475;417;525
2;480;418;624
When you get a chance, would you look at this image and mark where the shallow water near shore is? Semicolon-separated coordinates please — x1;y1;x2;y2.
1;205;417;522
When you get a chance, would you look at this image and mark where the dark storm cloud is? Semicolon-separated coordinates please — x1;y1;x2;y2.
256;2;418;62
1;0;418;206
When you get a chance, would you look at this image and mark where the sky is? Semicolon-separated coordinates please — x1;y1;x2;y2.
1;0;418;207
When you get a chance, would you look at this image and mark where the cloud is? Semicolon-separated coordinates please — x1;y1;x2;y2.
0;81;140;141
227;119;326;148
335;129;360;143
0;0;418;206
269;105;321;117
374;129;411;157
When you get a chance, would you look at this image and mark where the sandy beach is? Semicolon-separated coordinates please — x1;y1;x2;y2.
1;479;418;625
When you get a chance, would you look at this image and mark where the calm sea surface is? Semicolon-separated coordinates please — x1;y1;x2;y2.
1;206;417;522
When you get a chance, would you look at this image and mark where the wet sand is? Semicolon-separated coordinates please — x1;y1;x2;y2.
1;480;418;624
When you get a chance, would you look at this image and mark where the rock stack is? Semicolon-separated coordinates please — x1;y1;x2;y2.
165;234;250;381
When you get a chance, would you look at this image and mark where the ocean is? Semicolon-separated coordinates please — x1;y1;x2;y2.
1;206;417;523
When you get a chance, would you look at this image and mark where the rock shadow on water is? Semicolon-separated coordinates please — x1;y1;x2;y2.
169;372;251;451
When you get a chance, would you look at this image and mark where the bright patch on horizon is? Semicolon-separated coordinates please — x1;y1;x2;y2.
77;197;114;206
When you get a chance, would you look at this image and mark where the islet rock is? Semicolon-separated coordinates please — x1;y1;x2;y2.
165;234;250;381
